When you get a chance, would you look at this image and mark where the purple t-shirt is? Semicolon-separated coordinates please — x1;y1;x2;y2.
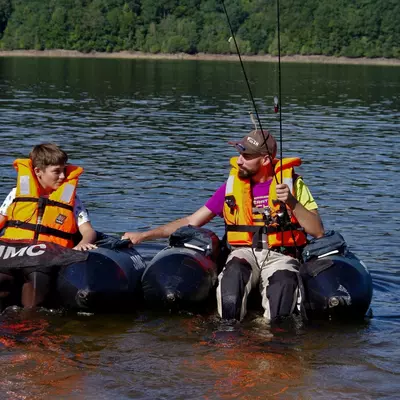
205;180;272;217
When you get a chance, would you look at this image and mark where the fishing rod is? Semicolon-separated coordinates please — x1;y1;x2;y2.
221;0;301;251
275;0;284;181
220;0;263;132
219;0;284;185
274;0;302;251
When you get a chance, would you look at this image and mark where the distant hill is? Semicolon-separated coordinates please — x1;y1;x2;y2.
0;0;398;59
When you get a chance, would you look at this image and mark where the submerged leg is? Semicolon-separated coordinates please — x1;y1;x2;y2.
216;256;255;321
0;272;15;311
265;269;300;320
22;271;52;308
260;252;300;321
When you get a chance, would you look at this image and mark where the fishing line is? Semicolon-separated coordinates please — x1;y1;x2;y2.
275;0;301;253
276;0;284;184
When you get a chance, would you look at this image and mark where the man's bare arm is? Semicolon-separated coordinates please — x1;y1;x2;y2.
123;206;216;244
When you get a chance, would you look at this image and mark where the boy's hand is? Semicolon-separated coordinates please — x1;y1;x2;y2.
73;243;97;251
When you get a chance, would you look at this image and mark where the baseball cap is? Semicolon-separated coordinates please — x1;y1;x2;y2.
229;129;277;158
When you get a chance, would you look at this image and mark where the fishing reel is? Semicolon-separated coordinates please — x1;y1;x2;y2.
253;206;274;225
274;200;292;227
254;202;291;227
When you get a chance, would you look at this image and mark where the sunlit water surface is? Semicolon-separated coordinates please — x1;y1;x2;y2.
0;57;399;399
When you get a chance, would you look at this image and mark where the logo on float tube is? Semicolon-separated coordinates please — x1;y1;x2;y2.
0;243;47;259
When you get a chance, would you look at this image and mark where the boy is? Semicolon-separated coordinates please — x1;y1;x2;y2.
0;143;97;308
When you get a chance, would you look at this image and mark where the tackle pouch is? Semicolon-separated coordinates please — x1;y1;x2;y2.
95;232;132;250
302;230;347;262
169;225;220;261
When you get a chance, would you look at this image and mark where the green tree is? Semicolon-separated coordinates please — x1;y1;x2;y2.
0;0;398;58
0;0;12;38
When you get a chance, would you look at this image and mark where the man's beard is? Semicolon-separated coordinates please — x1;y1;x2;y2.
238;168;256;179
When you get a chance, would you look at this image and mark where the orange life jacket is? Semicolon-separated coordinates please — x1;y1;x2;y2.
223;156;307;249
2;159;83;247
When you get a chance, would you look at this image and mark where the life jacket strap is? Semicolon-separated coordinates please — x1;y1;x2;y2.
5;220;75;241
226;225;261;232
12;197;74;212
226;224;304;234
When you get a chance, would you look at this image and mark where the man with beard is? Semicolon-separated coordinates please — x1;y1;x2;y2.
123;129;324;322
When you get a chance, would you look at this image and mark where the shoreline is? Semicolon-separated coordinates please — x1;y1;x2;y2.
0;49;399;66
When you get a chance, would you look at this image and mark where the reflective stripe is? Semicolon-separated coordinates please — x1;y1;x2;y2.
19;175;30;195
226;175;234;194
60;183;75;203
283;177;293;193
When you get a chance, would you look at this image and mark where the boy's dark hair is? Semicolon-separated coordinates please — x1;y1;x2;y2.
29;143;68;170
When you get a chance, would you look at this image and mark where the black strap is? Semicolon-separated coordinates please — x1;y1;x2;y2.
12;197;73;212
226;225;261;232
271;223;305;233
5;220;74;240
226;224;304;234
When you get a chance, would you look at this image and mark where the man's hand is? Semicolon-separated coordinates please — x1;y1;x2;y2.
121;232;145;245
275;183;298;209
73;243;97;251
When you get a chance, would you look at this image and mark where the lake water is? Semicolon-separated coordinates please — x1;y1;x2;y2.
0;56;399;399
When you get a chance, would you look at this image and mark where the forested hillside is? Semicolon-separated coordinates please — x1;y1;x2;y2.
0;0;398;58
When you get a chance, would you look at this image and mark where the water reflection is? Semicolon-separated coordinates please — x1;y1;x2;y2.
0;309;86;399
